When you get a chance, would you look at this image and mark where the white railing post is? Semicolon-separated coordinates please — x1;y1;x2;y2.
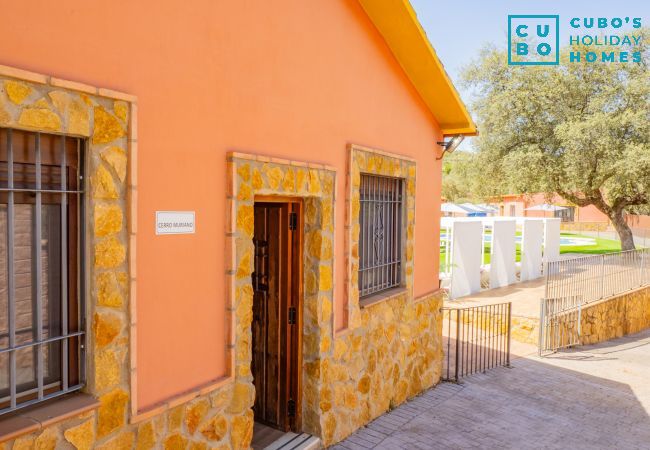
600;254;605;300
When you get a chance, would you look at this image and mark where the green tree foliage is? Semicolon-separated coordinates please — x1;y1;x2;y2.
462;30;650;249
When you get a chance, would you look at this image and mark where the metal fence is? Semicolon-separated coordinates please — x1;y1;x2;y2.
442;303;511;382
539;295;582;355
544;248;650;305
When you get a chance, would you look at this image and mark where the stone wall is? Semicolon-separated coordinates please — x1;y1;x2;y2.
318;291;443;445
579;285;650;345
510;316;540;346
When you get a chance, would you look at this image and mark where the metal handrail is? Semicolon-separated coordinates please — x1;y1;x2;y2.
544;248;650;306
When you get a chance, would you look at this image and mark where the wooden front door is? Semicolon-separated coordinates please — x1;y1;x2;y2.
251;201;302;432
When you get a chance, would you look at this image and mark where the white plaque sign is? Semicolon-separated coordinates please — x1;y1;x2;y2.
156;211;195;235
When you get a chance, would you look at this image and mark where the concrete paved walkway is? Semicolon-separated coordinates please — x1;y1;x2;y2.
332;329;650;450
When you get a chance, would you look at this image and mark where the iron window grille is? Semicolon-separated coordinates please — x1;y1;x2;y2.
0;128;86;416
359;174;404;298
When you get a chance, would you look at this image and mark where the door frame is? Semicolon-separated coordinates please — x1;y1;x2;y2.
253;195;303;432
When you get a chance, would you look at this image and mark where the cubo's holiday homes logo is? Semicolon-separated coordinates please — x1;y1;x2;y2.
508;15;644;65
508;15;560;65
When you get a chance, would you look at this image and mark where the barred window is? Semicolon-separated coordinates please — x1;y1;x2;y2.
359;174;404;298
0;128;85;415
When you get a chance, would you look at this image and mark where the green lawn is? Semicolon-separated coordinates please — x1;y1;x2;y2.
439;232;621;269
558;232;622;255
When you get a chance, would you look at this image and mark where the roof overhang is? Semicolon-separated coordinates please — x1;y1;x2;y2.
357;0;478;136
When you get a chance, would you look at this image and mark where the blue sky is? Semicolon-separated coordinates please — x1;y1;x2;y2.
410;0;650;149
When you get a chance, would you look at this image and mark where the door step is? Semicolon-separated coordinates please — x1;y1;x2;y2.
264;432;321;450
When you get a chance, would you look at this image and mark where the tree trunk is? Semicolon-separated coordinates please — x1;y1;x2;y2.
609;209;636;251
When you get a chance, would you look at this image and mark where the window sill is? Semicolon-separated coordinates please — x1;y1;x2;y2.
359;287;408;309
0;393;98;443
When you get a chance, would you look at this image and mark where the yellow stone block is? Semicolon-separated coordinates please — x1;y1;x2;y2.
92;165;119;200
230;410;254;450
408;165;416;178
283;168;295;192
97;388;129;438
69;99;90;136
320;333;331;353
305;270;318;296
97;271;126;308
12;435;35;450
236;204;254;238
319;265;333;292
226;383;255;414
185;399;210;435
265;166;283;190
64;419;95;450
236;248;252;279
18;108;61;131
333;338;347;360
48;91;90;136
296;169;307;192
322;413;337;445
95;348;121;390
96;432;134;450
163;434;188;450
236;284;253;328
304;359;320;380
114;101;128;122
189;442;207;450
200;414;228;441
135;421;156;450
351;199;360;221
210;385;233;411
167;405;185;431
5;80;31;104
35;427;58;450
237;182;253;202
93;106;126;144
308;169;321;194
93;311;122;348
358;375;371;394
320;296;332;324
303;333;319;357
405;244;414;262
252;168;263;190
307;230;322;259
95;237;126;268
101;146;128;183
322;200;333;230
344;389;358;409
48;91;70;111
323;175;334;196
237;163;250;182
95;203;123;237
407;179;415;196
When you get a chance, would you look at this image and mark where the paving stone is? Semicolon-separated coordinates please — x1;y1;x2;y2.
335;329;650;449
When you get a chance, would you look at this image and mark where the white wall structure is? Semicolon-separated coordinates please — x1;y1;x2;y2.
450;220;483;299
489;220;517;288
543;218;561;262
520;219;544;281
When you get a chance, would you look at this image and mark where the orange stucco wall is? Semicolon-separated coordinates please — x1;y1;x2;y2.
0;0;443;409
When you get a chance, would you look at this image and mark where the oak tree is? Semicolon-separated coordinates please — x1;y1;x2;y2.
463;31;649;249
